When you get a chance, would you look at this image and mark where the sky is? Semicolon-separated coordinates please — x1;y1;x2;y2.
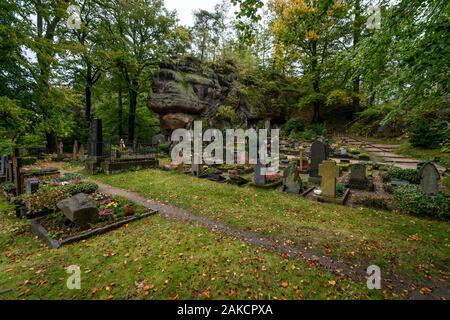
164;0;235;27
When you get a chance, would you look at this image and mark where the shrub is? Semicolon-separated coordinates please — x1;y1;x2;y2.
26;186;70;215
56;173;84;182
22;156;38;166
158;143;170;153
65;182;98;195
2;182;16;194
387;167;420;184
285;117;305;135
336;183;345;198
409;116;445;149
394;185;450;220
353;194;393;211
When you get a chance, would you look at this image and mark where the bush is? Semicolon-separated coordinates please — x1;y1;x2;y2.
2;182;16;194
65;182;98;195
299;123;327;141
158;144;170;153
353;194;393;211
409;116;445;149
285;117;305;135
56;173;84;182
22;156;38;166
387;167;420;184
394;185;450;220
26;186;70;215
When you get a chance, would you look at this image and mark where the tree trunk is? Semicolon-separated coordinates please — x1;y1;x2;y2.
311;40;322;123
118;86;123;138
85;65;92;120
128;87;138;142
352;0;362;112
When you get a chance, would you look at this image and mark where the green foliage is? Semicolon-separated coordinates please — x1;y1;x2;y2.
216;106;240;127
56;173;84;183
25;186;70;215
285;117;305;135
22;156;38;166
394;185;450;220
336;183;345;198
2;183;16;194
387;167;420;185
65;182;98;196
409;115;446;149
353;194;393;211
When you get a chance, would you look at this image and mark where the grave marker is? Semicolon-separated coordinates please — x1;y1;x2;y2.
318;160;340;199
254;163;267;185
419;163;440;196
309;140;328;183
283;162;302;194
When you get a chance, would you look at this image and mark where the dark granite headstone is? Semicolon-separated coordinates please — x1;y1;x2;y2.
57;193;98;226
89;118;103;157
309;140;328;183
419;163;440;196
254;163;267;185
283;162;302;194
6;160;14;182
25;178;40;194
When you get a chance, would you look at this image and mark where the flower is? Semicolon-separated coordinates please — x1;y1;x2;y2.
99;209;113;216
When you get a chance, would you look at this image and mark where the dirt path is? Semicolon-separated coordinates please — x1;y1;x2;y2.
89;178;447;300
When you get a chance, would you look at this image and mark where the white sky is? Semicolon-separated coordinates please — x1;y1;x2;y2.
164;0;234;27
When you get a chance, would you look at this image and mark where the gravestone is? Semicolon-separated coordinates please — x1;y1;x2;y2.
293;141;300;151
419;163;440;196
283;162;302;194
57;142;64;155
57;193;98;226
152;134;166;145
1;155;8;176
348;163;366;186
309;140;328;183
318;160;340;199
6;160;14;182
89;118;103;157
254;163;267;185
25;178;40;194
72;140;79;160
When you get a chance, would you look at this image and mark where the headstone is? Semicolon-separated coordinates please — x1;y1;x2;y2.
25;178;40;194
346;163;373;190
339;147;348;156
254;163;267;185
419;163;440;196
1;155;8;176
293;141;300;151
57;193;99;226
78;144;85;161
6;160;14;182
283;162;302;194
57;142;64;155
318;160;340;199
309;140;328;183
89;118;103;157
152;134;166;145
72;140;79;160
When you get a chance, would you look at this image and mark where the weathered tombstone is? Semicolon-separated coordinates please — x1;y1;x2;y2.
419;163;440;196
72;140;79;160
78;144;85;162
348;163;366;186
57;193;98;226
254;163;267;185
6;159;14;182
339;147;348;156
293;141;300;151
25;178;40;194
309;140;328;183
152;133;166;145
318;160;340;199
1;155;8;176
283;162;302;194
57;142;64;155
89;118;103;157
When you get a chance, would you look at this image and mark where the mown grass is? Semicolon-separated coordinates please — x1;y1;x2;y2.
396;142;450;166
0;197;382;300
93;169;449;284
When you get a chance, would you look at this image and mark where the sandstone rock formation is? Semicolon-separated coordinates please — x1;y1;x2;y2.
148;56;259;137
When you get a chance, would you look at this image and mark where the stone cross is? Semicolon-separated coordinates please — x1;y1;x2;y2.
419;162;440;196
319;160;340;198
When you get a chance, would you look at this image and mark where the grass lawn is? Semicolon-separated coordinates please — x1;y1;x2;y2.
92;169;449;286
0;197;381;300
396;142;450;167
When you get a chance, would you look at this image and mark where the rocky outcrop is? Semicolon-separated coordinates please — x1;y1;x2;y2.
148;56;259;136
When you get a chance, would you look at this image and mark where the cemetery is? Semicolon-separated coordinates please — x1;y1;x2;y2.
0;0;449;303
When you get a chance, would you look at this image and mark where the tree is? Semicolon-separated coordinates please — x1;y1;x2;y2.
98;0;188;142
